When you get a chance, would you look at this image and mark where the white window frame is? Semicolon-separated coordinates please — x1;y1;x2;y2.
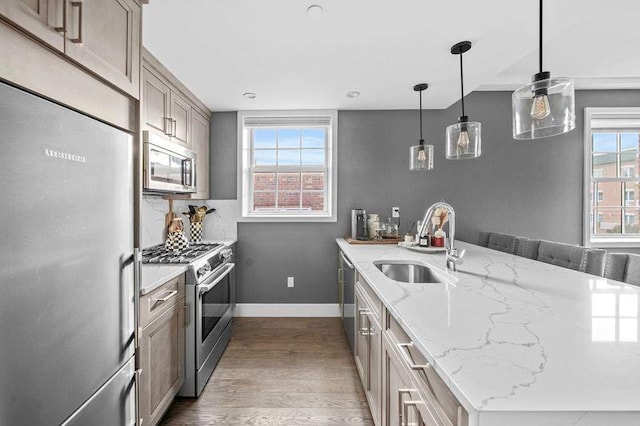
237;110;338;222
584;107;640;248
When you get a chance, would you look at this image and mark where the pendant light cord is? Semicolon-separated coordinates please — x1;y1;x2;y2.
539;0;543;73
419;90;423;142
459;52;465;117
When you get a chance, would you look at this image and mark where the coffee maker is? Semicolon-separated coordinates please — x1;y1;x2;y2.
351;209;368;241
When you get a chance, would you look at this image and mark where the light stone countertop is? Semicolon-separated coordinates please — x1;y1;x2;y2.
337;238;640;426
140;238;238;295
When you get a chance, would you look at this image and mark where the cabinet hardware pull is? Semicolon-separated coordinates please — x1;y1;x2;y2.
398;388;413;425
402;400;423;426
398;342;431;370
171;119;177;137
358;308;370;335
52;0;65;32
163;117;172;135
69;0;83;43
151;290;178;304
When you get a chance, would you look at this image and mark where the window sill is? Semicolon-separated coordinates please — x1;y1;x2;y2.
588;237;640;249
239;214;337;223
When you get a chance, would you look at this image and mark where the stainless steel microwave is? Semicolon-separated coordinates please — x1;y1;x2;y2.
143;131;197;193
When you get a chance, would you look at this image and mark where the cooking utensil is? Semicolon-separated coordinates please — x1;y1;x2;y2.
165;199;176;230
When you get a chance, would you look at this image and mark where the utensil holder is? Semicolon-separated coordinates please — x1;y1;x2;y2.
165;231;189;253
190;222;203;243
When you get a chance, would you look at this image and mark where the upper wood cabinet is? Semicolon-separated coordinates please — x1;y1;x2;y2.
190;109;210;199
169;90;190;146
142;49;211;199
0;0;65;51
142;67;172;137
63;0;141;98
0;0;141;99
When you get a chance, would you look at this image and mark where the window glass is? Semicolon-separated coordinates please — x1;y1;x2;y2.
253;129;277;149
278;129;300;149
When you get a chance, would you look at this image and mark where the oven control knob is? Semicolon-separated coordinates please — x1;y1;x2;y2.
197;264;211;277
221;249;233;259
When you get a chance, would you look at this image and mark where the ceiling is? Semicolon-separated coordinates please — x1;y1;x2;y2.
143;0;640;111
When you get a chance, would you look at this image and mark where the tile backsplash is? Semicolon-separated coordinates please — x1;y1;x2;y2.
141;196;238;247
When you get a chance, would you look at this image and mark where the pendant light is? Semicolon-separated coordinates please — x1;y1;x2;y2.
409;83;434;171
512;0;575;140
446;41;481;160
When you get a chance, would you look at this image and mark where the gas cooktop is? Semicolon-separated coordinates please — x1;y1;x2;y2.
142;243;223;264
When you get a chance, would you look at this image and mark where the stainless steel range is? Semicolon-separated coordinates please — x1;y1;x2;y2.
142;242;236;397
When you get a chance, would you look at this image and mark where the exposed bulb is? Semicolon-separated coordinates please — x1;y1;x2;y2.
457;130;470;153
530;94;551;120
417;147;427;162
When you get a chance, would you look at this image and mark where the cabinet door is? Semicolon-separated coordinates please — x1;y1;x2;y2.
189;109;210;199
142;67;171;138
139;300;185;426
0;0;64;50
385;334;411;426
169;90;191;146
368;314;382;425
354;288;369;389
64;0;140;98
384;336;429;426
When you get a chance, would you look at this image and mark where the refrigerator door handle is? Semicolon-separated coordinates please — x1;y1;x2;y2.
133;248;141;351
134;368;142;426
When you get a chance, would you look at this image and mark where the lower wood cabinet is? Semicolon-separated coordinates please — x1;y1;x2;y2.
355;274;468;426
355;282;382;425
384;334;426;426
139;276;185;426
384;313;469;426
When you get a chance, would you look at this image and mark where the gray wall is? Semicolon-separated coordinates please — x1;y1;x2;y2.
211;90;640;304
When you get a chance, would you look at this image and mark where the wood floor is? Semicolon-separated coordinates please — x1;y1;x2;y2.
161;317;374;425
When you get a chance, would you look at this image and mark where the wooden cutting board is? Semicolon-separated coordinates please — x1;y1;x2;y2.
344;237;402;245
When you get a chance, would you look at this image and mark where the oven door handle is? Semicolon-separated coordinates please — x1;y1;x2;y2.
197;263;235;295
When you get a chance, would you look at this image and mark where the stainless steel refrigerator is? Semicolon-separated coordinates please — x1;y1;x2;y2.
0;82;137;425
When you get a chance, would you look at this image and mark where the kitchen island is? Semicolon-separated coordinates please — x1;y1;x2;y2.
337;239;640;426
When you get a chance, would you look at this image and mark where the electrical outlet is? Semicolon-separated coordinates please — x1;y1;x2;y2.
287;277;295;288
392;207;400;218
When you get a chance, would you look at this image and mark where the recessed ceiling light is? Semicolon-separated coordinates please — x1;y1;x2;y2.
346;91;360;98
306;5;323;17
243;92;257;99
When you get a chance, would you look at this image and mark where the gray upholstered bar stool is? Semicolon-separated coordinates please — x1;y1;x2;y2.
536;240;606;276
477;232;517;254
514;237;541;260
604;253;640;286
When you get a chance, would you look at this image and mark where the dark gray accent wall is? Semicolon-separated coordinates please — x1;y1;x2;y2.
209;111;237;199
211;90;640;304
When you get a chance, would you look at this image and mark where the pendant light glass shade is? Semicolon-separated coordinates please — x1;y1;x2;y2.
409;83;434;171
512;75;575;139
446;41;481;160
410;143;434;171
511;0;575;140
446;120;481;160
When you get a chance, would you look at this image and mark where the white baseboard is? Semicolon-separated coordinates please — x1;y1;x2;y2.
234;303;340;317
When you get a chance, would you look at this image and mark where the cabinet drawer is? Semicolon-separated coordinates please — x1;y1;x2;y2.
356;273;383;323
140;274;185;329
386;314;468;426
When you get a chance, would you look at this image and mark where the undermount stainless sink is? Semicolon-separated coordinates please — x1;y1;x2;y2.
374;261;447;284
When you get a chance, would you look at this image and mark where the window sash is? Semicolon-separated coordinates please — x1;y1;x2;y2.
585;108;640;246
247;125;330;216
